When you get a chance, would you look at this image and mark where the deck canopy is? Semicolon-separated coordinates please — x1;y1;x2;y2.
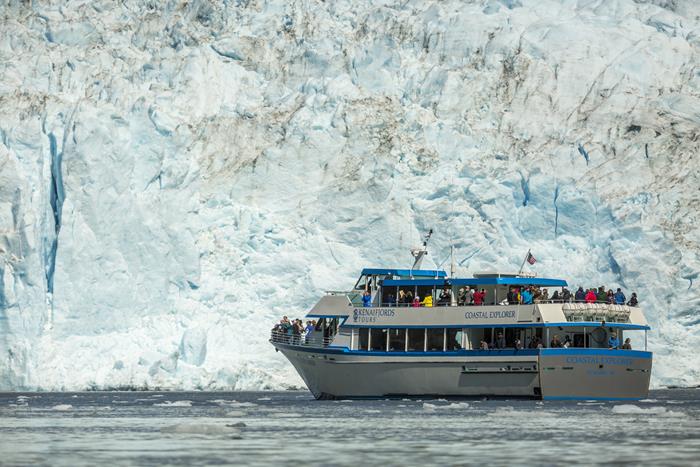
361;268;447;278
381;277;568;287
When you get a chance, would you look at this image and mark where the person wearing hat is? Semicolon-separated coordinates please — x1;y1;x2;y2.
608;331;620;350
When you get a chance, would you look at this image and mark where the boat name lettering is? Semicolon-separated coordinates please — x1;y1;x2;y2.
464;310;516;320
565;356;633;366
353;308;395;322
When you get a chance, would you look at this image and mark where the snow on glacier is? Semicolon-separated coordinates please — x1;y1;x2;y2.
0;0;699;390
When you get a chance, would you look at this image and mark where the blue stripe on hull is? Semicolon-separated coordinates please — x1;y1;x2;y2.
543;396;644;401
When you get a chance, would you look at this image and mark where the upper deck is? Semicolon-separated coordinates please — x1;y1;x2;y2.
308;268;649;330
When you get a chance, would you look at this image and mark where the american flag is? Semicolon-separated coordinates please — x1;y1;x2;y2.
527;252;537;265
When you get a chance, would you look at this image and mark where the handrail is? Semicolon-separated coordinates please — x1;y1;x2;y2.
270;330;334;348
370;299;640;308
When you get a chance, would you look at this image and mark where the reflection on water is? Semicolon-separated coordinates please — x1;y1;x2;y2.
1;390;699;466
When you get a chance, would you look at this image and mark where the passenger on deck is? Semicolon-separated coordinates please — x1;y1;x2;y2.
281;316;292;336
528;336;538;349
412;296;421;307
514;338;523;350
494;332;506;349
386;293;396;307
362;290;372;307
521;287;533;305
406;291;414;304
507;287;519;305
473;289;484;306
561;287;572;303
606;289;614;304
562;335;572;348
304;320;314;337
457;287;467;306
293;319;304;344
622;338;632;350
614;288;626;305
597;286;607;304
627;293;638;307
438;289;451;306
551;290;560;302
608;332;620;350
585;288;597;304
550;335;563;348
480;340;489;350
468;287;475;305
398;290;407;306
422;294;433;307
541;288;549;302
575;287;586;302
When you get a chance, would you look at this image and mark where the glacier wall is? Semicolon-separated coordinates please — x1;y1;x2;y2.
0;0;699;390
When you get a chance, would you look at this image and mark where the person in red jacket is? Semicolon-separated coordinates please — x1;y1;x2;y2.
585;288;597;303
474;289;484;306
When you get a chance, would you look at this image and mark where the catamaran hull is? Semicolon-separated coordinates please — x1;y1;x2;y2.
274;344;652;400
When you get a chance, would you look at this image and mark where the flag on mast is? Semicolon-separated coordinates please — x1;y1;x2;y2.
526;252;537;265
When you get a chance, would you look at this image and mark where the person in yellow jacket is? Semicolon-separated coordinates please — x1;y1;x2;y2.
422;294;433;307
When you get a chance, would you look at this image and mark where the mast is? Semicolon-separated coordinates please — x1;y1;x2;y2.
410;229;433;277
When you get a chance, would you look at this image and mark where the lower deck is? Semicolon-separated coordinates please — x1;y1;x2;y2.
272;340;652;400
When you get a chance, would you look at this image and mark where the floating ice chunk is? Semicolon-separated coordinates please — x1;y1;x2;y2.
50;404;73;411
639;399;659;403
612;405;685;417
154;400;192;407
257;397;271;401
424;402;470;411
160;423;241;437
211;400;257;408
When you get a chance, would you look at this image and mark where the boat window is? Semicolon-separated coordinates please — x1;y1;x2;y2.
407;328;425;351
369;328;386;351
388;329;406;352
358;328;369;351
446;329;462;351
426;329;444;351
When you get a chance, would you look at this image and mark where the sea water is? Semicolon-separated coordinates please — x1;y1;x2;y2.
1;390;699;466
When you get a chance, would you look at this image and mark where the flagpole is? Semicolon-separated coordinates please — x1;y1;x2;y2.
518;248;531;275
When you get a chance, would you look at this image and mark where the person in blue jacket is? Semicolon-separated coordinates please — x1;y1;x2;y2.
614;288;626;305
608;331;620;349
362;290;372;307
521;287;533;305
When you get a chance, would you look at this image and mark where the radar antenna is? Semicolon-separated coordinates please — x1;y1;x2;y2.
410;229;433;277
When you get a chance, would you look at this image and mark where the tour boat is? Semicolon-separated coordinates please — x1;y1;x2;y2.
270;242;652;400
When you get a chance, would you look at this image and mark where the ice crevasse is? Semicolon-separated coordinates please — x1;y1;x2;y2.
0;0;699;390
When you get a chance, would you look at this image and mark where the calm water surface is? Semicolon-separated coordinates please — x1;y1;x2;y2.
1;390;699;466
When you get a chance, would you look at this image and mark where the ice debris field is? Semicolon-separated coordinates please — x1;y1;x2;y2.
0;0;699;390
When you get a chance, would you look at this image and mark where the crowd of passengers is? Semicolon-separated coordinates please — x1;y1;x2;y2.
371;285;639;307
271;316;319;344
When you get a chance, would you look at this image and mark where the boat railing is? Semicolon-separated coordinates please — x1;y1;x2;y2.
270;330;335;348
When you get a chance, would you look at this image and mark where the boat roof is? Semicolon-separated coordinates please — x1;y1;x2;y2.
382;277;568;287
361;268;447;278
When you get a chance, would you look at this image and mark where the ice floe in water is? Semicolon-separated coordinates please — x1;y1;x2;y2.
160;423;242;438
612;405;685;417
423;402;470;411
210;400;257;408
50;404;73;411
153;400;192;407
257;397;272;401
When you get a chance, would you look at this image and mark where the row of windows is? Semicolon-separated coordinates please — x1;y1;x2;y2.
356;328;463;352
